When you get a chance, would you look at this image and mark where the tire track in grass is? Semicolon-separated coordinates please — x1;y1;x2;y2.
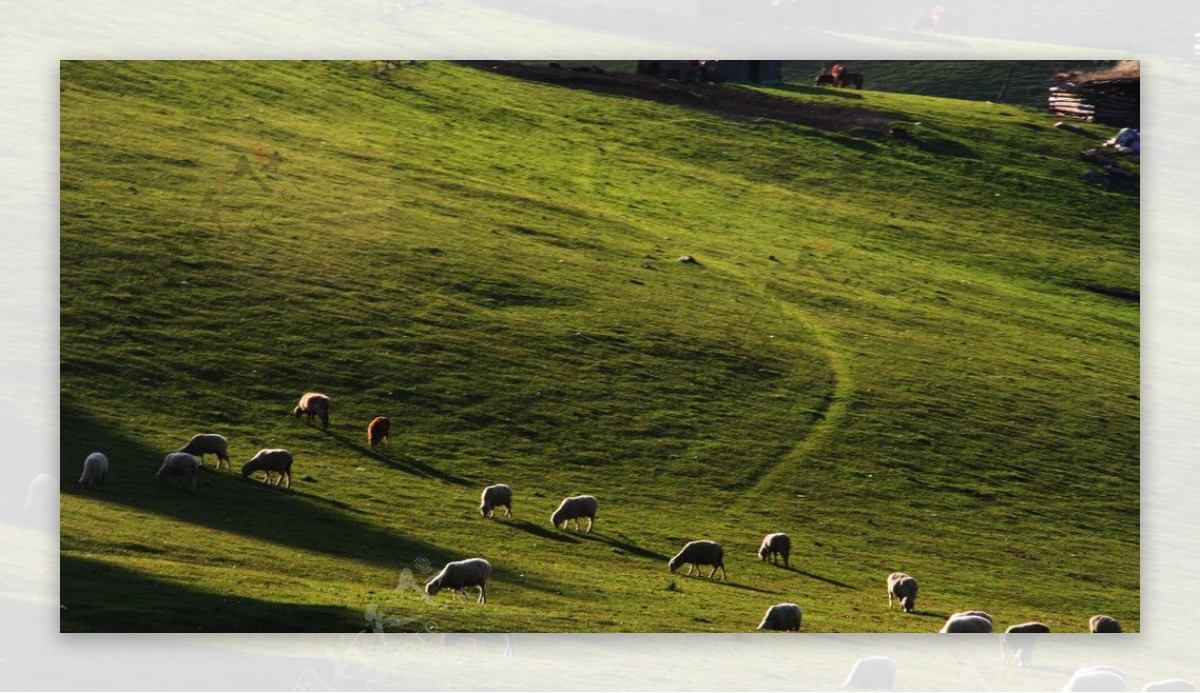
733;295;854;510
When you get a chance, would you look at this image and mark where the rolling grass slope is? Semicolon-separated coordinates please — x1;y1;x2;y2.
60;60;1138;633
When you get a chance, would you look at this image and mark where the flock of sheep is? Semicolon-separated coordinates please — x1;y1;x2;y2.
76;391;1127;634
78;393;319;491
426;490;1126;635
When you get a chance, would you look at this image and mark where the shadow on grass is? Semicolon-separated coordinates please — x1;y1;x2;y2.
708;578;776;594
823;132;883;154
576;532;669;561
766;83;864;100
60;554;364;632
283;486;368;515
61;397;462;573
320;428;473;487
504;518;580;544
909;135;979;159
672;573;776;594
789;567;856;589
910;609;951;620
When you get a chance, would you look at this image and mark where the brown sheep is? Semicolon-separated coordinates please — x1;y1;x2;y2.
367;416;391;449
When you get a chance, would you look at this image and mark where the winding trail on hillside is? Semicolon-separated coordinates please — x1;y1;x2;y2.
733;295;855;510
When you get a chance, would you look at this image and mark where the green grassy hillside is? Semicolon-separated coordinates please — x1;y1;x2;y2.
60;60;1138;633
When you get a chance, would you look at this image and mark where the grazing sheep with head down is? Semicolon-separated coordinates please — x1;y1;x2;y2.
79;452;109;488
669;540;727;579
1002;622;1050;667
758;533;791;568
480;484;513;518
425;558;492;604
178;434;230;470
1089;614;1122;633
157;452;199;490
940;611;994;633
757;602;801;631
551;494;597;532
242;449;294;488
887;572;918;612
294;392;331;429
367;416;391;449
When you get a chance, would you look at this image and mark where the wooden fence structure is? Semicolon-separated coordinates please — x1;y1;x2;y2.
1048;78;1139;129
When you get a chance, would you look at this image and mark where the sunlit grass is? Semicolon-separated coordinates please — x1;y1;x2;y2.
60;60;1137;633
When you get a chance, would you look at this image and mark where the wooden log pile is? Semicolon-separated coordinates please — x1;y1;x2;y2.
1048;78;1139;128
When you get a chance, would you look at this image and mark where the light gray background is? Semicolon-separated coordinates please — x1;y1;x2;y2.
2;1;1196;689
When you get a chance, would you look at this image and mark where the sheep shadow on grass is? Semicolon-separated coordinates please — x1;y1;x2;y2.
575;532;668;561
909;609;952;620
786;567;856;590
236;477;369;516
322;428;472;486
680;576;776;594
504;519;580;544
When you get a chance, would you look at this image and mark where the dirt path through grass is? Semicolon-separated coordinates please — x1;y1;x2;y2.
733;295;855;509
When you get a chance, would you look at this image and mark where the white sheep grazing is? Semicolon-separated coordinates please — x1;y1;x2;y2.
550;494;598;532
757;602;801;631
1089;614;1122;633
178;433;231;470
1063;665;1126;692
480;484;513;518
1142;680;1196;692
758;532;791;568
940;611;994;633
156;452;199;491
887;572;918;613
841;655;896;691
294;392;331;429
78;452;109;488
425;558;492;604
1002;621;1050;667
669;540;727;579
241;449;294;488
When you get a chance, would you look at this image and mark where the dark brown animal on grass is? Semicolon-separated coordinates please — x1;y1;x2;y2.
367;416;391;449
836;71;864;89
814;73;837;87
